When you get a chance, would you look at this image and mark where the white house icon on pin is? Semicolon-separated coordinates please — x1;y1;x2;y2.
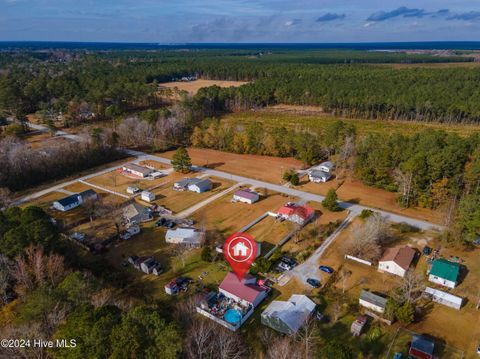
232;241;249;257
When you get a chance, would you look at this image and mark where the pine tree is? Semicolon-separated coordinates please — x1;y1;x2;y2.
171;147;192;173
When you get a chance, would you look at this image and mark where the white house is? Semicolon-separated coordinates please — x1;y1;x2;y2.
424;287;463;310
428;259;460;289
261;295;316;335
165;228;205;247
219;272;268;308
141;190;155;202
308;170;332;183
233;189;260;204
174;178;212;193
378;246;416;277
122;163;153;178
232;241;249;257
318;161;334;173
359;290;387;314
53;189;98;212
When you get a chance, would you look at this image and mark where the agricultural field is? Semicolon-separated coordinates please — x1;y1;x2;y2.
192;188;295;235
160;147;303;184
223;110;480;137
159;79;248;95
150;176;234;213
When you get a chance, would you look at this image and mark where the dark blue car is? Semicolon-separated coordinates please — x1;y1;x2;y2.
319;265;334;274
306;278;321;288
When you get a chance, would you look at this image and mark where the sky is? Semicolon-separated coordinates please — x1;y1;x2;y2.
1;0;480;42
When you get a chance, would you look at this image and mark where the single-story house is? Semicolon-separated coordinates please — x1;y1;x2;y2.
135;256;162;275
122;163;153;178
165;227;205;247
378;246;416;277
219;272;268;308
261;294;316;335
318;161;334;173
53;189;98;212
428;258;460;289
173;178;212;193
409;335;434;359
359;290;387;314
277;203;315;225
123;203;153;224
308;170;332;183
233;189;260;204
424;287;463;310
126;186;140;194
141;190;155;202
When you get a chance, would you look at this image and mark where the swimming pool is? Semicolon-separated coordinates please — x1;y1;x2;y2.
223;309;242;324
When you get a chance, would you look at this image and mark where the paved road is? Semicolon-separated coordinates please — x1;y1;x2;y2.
18;121;443;232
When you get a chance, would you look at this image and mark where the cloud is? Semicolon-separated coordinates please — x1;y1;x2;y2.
316;13;346;22
447;11;480;21
367;7;429;22
284;19;301;27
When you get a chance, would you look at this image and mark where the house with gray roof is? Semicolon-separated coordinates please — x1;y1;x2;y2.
233;189;260;204
173;178;212;193
261;294;316;335
165;227;205;247
123;203;153;224
308;169;332;183
359;290;388;314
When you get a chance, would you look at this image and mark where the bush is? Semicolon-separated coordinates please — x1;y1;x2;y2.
290;173;299;185
359;209;374;220
394;222;420;234
201;246;212;262
395;302;415;324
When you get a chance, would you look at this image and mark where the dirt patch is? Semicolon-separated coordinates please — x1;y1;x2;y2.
160;148;303;184
159;79;248;95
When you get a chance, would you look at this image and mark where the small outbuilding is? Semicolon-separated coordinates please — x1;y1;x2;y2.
233;189;260;204
359;290;387;314
428;258;460;289
424;287;463;310
409;335;434;359
261;294;316;335
378;246;416;277
351;315;367;336
141;190;155;202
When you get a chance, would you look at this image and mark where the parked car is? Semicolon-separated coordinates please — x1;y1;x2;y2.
477;344;480;355
306;278;321;288
155;218;166;227
319;265;334;274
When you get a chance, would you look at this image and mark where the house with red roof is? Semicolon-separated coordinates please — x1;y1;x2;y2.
219;272;269;307
277;203;315;225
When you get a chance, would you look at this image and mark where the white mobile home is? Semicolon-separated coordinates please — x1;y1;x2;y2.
424;287;463;310
359;290;387;314
141;190;155;202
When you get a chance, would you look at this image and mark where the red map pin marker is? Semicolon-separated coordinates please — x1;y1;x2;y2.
224;232;258;280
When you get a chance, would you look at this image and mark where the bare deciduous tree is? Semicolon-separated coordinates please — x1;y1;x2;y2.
393;269;425;304
265;336;304;359
296;316;319;359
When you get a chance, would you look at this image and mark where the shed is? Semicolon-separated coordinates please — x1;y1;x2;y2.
428;258;460;289
424;287;463;310
351;315;367;336
409;335;434;359
359;290;387;314
141;190;155;202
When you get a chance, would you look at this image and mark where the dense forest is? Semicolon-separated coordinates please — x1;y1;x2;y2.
1;48;480;124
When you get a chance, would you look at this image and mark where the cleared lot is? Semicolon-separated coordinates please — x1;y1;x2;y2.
160;147;303;184
192;189;296;235
159;79;248;95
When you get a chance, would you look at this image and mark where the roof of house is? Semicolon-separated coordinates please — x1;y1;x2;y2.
430;259;460;282
424;287;463;306
411;335;434;355
123;163;153;175
123;203;151;222
175;177;211;188
319;161;334;169
166;228;203;243
277;203;315;220
309;170;331;179
219;272;267;304
234;189;259;200
55;194;80;207
262;294;316;333
359;290;388;308
380;246;416;270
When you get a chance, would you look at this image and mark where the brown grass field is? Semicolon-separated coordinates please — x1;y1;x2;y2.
192;188;295;235
159;79;248;95
160;147;304;184
23;132;71;150
245;216;295;248
149;176;234;213
62;181;127;205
